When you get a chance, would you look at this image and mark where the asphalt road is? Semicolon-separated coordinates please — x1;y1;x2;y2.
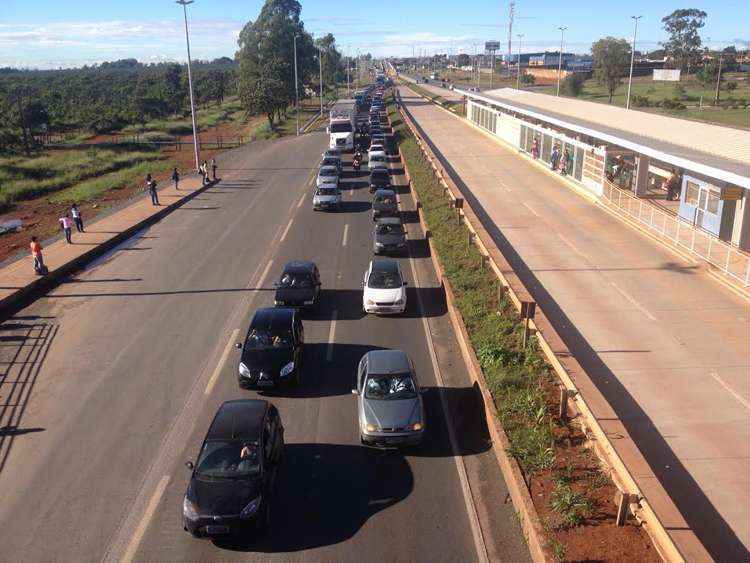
0;109;529;562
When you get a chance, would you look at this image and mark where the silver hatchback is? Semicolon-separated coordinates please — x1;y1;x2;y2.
352;350;425;447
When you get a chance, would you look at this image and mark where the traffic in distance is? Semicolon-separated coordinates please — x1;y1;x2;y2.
183;73;424;540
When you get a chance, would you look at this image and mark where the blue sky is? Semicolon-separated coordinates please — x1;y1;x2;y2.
1;1;747;68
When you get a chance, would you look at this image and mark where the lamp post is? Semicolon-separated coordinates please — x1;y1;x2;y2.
293;34;300;136
318;46;323;114
516;33;524;89
626;15;642;109
556;26;567;96
176;0;200;171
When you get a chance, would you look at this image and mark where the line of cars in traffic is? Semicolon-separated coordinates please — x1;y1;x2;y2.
182;82;426;540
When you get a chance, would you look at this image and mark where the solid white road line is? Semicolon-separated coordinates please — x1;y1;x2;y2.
297;191;306;208
279;217;294;242
121;475;169;563
205;328;240;395
326;310;338;362
342;224;350;247
610;281;657;321
710;370;750;411
522;202;541;218
557;233;589;261
250;259;275;291
405;246;489;563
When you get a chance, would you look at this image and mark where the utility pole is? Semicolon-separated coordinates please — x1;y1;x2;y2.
516;33;524;89
346;50;350;96
714;54;723;105
293;34;300;136
318;46;324;114
626;16;642;109
556;26;567;97
176;0;200;171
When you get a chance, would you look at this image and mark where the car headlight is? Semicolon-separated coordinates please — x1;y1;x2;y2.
364;423;377;433
238;362;251;377
411;422;423;431
183;496;199;520
240;495;262;519
374;242;384;247
280;362;295;378
394;298;404;305
274;299;283;305
303;299;315;305
366;299;375;305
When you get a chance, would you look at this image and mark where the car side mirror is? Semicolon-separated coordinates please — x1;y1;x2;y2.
351;388;358;395
185;461;194;470
235;342;243;350
326;127;330;134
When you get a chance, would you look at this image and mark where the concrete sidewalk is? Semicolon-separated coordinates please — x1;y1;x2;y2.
398;85;750;561
0;172;213;318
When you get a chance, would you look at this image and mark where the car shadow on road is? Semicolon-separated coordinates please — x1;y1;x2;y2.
403;285;447;318
213;443;413;553
338;201;371;214
406;238;430;259
307;289;366;321
400;210;420;224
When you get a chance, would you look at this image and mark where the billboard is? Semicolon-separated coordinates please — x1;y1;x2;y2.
485;41;501;52
653;69;681;82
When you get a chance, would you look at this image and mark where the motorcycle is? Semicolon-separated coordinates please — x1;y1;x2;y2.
352;156;361;172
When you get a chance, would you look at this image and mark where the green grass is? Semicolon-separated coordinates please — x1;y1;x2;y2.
549;479;593;529
121;97;246;138
536;73;750;129
0;148;163;211
387;94;557;475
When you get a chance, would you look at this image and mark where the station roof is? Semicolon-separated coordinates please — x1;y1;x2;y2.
460;87;750;189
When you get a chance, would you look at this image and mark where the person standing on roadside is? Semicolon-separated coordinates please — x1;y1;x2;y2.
146;173;159;206
210;158;218;181
171;167;180;190
666;168;681;201
201;160;209;185
71;203;84;232
30;236;45;274
59;213;73;244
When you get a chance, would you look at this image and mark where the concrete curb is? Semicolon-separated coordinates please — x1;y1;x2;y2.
394;119;549;563
0;179;218;322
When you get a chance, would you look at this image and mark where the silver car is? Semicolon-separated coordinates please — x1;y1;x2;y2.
353;350;425;447
316;165;339;187
313;184;342;211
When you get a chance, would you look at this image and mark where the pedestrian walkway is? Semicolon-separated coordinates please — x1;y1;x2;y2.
398;85;750;562
0;172;208;307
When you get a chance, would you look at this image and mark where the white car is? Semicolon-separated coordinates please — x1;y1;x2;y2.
368;144;385;157
362;259;407;315
368;151;387;170
316;165;339;187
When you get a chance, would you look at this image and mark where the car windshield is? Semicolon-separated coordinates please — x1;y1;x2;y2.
316;187;338;196
319;167;338;176
376;223;404;235
195;441;260;480
368;269;402;289
279;272;313;288
371;155;385;162
322;158;339;167
330;122;352;133
365;373;417;400
246;328;293;349
375;194;395;205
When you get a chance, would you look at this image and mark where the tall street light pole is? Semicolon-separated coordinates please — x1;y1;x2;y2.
293;34;300;136
556;26;567;96
626;15;642;109
176;0;200;171
516;33;524;89
318;46;324;114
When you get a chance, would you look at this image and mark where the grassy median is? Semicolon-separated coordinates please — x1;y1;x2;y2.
388;93;660;562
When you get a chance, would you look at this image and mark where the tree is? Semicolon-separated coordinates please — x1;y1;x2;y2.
591;37;631;103
456;54;471;67
561;73;585;97
315;33;344;95
661;9;707;72
696;59;720;87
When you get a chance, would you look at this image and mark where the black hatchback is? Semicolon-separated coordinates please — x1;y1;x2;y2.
369;167;390;193
372;189;398;221
183;400;284;538
237;308;304;388
274;260;321;309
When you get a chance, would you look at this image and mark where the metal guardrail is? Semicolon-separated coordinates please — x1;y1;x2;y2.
602;181;750;286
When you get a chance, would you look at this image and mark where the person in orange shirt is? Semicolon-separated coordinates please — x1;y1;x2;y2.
30;236;45;274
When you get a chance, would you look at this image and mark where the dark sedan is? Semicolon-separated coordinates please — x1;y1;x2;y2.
373;217;407;254
274;260;321;309
183;400;284;538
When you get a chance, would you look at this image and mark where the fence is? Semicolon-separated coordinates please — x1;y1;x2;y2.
41;136;245;151
602;181;750;286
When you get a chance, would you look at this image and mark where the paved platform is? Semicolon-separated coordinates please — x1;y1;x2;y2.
398;85;750;562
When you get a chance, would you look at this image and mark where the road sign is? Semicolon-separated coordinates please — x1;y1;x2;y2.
485;41;501;52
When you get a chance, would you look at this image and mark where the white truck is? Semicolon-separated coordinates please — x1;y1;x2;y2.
328;100;356;152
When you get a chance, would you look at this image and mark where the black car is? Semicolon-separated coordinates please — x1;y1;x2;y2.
373;216;407;254
372;189;398;221
369;167;390;193
183;400;284;537
238;307;304;388
274;260;321;309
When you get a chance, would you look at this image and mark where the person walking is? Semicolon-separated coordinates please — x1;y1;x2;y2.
171;167;180;190
201;160;209;186
210;158;218;181
146;174;159;206
550;144;560;171
30;236;45;275
59;213;73;244
71;203;84;232
531;137;539;159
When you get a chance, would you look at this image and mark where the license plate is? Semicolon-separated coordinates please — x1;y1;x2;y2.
257;379;275;388
205;525;230;534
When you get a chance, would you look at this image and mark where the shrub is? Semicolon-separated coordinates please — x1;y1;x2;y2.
520;73;536;86
560;73;585;97
672;83;687;100
630;94;652;108
724;81;738;92
660;98;686;110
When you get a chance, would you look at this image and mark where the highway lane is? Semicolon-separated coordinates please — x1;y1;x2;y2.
0;115;529;562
